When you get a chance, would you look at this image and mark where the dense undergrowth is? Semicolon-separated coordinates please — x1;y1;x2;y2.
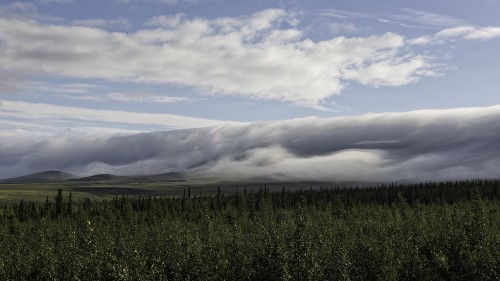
0;180;498;280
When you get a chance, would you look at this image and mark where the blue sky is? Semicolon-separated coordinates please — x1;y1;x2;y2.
1;0;500;138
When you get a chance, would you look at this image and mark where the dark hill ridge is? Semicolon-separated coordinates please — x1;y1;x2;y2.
0;171;77;183
0;171;186;184
71;174;123;182
67;172;185;184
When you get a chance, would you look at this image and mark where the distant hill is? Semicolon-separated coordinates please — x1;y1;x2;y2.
71;174;123;182
1;171;189;184
119;172;185;183
68;172;185;184
0;171;77;183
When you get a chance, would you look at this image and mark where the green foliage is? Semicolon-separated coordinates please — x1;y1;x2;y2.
0;180;498;280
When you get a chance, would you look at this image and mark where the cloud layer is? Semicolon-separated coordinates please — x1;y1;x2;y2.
0;99;239;132
2;105;500;181
0;8;438;106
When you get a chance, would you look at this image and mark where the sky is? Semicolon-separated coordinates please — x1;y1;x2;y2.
1;0;500;179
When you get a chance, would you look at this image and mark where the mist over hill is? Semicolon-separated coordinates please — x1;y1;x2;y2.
2;105;500;182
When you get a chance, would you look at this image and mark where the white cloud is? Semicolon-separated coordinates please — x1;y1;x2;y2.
463;26;500;40
0;99;242;130
145;13;186;28
0;9;437;106
407;35;434;45
411;25;500;45
2;105;500;181
435;26;476;38
341;54;438;87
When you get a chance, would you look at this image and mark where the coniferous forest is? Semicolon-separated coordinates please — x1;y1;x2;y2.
0;181;498;280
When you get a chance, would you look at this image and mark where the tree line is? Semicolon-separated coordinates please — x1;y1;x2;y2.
0;180;498;280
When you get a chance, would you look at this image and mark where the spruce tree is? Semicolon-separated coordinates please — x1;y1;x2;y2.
67;190;73;217
54;188;63;217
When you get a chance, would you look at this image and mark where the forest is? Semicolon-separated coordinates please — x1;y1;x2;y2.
0;180;498;280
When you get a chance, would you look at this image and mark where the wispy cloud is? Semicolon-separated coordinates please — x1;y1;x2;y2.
102;92;201;103
0;8;438;107
390;8;467;28
456;26;500;40
378;18;437;30
0;80;196;104
24;82;101;94
2;105;500;180
0;1;63;22
72;18;131;30
0;100;242;132
328;21;358;34
308;9;370;20
0;1;38;17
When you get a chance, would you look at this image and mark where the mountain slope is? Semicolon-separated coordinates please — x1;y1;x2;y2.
0;171;77;183
71;174;123;182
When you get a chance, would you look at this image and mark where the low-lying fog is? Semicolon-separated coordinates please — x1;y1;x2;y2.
2;105;500;182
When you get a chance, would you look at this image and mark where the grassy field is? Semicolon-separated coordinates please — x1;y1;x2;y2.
0;179;339;203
